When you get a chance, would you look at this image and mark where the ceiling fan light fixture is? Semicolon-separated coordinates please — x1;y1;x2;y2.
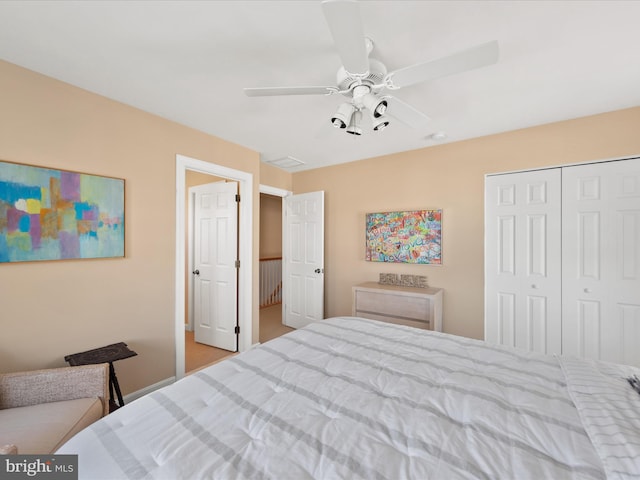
372;114;390;131
374;102;387;117
330;102;356;129
346;110;363;135
362;93;388;118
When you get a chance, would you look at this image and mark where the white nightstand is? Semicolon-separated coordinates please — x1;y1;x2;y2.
352;282;443;332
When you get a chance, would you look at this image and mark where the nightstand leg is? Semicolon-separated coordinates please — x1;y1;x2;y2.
108;362;125;411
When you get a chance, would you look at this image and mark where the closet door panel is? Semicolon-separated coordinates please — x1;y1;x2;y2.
498;216;516;275
578;212;600;279
485;169;561;354
578;299;601;360
562;158;640;366
620;304;640;366
498;292;516;347
527;295;548;352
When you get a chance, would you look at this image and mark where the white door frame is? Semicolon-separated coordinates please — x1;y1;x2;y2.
259;184;291;198
175;154;253;380
186;186;196;332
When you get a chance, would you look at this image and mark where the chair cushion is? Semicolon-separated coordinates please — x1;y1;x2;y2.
0;397;103;454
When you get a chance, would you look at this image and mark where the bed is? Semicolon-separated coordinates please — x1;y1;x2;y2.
57;316;640;479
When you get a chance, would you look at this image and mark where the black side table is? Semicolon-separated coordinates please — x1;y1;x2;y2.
65;342;137;412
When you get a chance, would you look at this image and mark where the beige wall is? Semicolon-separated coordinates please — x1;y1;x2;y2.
259;194;282;258
260;163;292;192
0;60;264;395
293;107;640;340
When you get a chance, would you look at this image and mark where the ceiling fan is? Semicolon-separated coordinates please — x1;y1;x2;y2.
244;0;499;136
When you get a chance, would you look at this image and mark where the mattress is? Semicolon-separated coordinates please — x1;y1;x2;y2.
57;316;640;479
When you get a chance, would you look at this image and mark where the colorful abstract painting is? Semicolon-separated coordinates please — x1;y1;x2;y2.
366;210;442;264
0;160;124;263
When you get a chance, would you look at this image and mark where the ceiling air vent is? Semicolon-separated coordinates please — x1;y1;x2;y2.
266;156;305;169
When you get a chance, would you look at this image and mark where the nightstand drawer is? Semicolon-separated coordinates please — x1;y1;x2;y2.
354;290;430;322
352;282;443;332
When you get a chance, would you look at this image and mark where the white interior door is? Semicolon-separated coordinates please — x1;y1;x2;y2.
562;158;640;366
283;191;324;329
193;181;238;352
485;169;562;354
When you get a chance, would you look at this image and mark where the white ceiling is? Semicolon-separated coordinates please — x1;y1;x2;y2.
0;1;639;172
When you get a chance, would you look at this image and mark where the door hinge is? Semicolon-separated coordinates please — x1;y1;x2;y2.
234;325;240;334
235;260;240;268
235;194;240;202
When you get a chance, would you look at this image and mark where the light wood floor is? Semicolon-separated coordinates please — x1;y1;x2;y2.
185;304;293;374
185;330;234;373
259;304;295;343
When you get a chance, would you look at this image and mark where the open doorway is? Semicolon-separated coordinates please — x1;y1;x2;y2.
175;154;253;381
259;189;294;343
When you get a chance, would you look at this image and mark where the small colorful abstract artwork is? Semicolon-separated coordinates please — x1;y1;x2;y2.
366;210;442;264
0;160;124;263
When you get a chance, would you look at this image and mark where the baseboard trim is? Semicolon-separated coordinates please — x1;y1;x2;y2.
123;376;176;404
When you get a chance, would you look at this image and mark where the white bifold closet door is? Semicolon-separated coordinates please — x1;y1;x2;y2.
486;157;640;367
562;159;640;366
485;168;562;355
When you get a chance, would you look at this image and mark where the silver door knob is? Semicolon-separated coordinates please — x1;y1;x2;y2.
583;288;591;293
192;269;200;276
531;284;537;289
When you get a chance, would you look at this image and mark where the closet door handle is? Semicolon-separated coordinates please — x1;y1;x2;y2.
192;269;200;276
583;288;591;293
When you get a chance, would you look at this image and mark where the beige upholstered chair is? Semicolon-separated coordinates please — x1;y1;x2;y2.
0;363;109;454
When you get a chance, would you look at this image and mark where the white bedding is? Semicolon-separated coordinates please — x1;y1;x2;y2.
58;317;640;479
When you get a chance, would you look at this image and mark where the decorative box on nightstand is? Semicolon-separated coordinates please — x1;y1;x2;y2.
352;282;443;331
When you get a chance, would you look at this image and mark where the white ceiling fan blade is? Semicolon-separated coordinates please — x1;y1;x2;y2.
385;96;431;131
244;86;337;97
321;0;369;75
387;40;499;89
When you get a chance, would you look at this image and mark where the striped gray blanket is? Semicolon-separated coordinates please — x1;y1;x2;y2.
58;317;640;479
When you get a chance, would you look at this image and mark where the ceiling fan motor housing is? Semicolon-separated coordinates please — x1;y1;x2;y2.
337;58;387;94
